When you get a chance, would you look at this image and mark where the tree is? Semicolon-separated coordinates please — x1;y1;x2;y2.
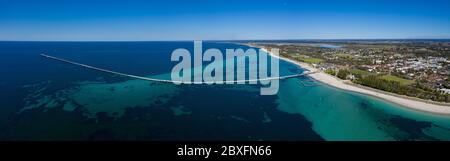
325;69;336;76
337;69;350;79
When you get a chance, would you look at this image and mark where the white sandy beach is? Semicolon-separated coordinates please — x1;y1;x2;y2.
258;47;450;115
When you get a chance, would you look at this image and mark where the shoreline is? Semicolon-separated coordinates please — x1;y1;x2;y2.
254;46;450;115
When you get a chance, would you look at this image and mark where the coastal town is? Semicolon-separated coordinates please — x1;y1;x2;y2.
247;41;450;103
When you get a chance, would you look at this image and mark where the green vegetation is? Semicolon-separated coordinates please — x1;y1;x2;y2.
335;53;354;59
292;55;324;64
349;68;374;78
325;69;336;76
380;75;415;86
337;69;350;79
350;69;372;76
334;69;449;102
263;42;450;103
355;75;449;102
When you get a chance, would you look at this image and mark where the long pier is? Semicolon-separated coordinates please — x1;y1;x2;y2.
40;54;317;84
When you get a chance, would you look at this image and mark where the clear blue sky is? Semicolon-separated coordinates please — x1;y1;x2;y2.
1;0;450;41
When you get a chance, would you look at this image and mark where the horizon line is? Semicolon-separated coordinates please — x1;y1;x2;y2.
1;38;450;42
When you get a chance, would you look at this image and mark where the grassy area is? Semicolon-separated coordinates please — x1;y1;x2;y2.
349;69;374;77
380;75;415;86
335;53;354;59
292;55;324;64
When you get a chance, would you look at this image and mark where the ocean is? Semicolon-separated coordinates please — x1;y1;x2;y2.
0;41;450;140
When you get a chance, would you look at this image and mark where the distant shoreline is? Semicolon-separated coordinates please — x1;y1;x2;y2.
249;44;450;115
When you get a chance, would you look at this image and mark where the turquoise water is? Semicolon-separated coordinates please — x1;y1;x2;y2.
1;41;449;140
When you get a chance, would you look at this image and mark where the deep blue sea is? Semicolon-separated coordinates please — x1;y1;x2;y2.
1;41;450;140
